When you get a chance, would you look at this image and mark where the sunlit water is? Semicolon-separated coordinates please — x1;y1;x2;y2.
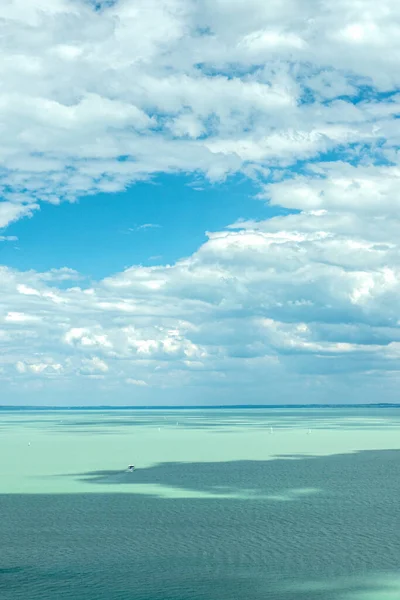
1;408;400;599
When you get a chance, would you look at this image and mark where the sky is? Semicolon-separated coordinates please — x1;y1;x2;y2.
1;0;400;406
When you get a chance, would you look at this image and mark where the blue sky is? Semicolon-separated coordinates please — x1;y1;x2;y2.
1;174;286;278
1;0;400;405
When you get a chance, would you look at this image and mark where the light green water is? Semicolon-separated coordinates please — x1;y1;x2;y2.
1;408;400;599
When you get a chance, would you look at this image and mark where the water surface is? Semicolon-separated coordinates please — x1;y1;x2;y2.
1;408;400;599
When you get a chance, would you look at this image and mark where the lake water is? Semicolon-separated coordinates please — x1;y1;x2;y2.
1;408;400;599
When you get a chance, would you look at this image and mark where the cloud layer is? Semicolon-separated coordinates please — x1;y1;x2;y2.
1;0;400;224
1;0;400;403
2;205;400;404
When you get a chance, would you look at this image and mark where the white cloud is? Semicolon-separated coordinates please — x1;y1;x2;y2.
2;1;400;404
15;360;63;375
0;202;38;228
126;379;148;387
259;164;400;215
38;268;82;282
2;204;400;403
64;327;113;349
129;223;162;232
0;236;18;242
5;312;41;324
80;357;109;374
1;0;400;226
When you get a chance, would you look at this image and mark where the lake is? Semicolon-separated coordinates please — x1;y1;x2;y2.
1;408;400;599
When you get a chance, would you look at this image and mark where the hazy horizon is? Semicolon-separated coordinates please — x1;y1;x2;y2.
2;403;400;410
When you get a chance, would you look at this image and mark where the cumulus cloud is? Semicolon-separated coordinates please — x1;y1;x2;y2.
1;0;400;227
2;204;400;403
259;163;400;215
2;0;400;404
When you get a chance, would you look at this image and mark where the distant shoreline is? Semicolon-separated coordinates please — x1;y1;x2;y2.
1;403;400;411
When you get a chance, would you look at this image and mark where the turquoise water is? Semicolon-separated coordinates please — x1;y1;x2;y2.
1;409;400;599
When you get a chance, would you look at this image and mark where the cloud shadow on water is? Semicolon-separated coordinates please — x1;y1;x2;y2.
1;449;400;599
73;448;400;500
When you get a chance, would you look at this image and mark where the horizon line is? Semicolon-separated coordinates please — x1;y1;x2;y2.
1;403;400;410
